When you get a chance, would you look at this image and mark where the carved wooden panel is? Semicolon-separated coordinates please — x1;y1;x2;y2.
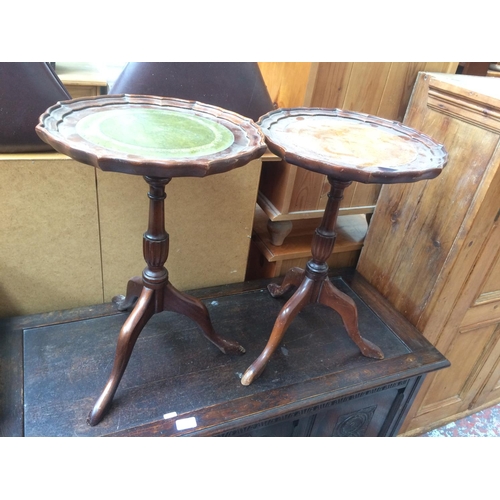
332;405;377;437
223;380;411;437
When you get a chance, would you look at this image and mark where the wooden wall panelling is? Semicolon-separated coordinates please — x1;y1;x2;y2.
305;62;353;108
0;154;103;317
356;72;500;435
341;62;393;114
257;62;313;108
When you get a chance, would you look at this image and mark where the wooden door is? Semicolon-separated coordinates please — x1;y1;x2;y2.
357;72;500;434
402;246;500;433
466;252;500;409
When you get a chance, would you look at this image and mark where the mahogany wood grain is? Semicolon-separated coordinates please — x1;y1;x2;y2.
242;178;385;386
88;176;246;425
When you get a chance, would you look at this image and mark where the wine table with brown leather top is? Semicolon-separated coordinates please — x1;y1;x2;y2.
35;94;266;425
241;108;448;386
0;269;449;437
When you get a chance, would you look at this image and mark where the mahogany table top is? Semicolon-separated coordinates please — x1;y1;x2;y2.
258;108;448;184
35;94;267;178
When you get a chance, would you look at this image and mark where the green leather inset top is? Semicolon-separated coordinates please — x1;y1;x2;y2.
76;107;234;159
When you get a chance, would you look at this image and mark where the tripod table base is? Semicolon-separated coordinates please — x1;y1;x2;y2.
88;277;245;426
240;268;384;386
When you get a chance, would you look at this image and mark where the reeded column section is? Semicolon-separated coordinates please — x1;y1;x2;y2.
307;178;351;277
142;176;171;288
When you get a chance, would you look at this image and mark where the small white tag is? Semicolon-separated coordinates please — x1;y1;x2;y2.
175;417;197;431
163;411;178;420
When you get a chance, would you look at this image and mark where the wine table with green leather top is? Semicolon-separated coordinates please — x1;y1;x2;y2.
36;94;266;425
241;108;448;386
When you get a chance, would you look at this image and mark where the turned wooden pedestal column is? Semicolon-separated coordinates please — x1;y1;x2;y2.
241;177;383;385
242;107;448;385
88;176;245;425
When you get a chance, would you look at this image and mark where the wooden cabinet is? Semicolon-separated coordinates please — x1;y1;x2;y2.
246;207;367;279
357;72;500;435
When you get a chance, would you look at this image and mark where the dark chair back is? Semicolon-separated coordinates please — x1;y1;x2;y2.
110;62;274;122
0;62;71;153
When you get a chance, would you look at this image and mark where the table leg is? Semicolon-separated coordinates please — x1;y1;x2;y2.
162;282;245;355
318;279;384;359
267;267;305;297
87;286;155;426
113;276;143;311
88;176;245;426
241;176;384;386
240;276;315;386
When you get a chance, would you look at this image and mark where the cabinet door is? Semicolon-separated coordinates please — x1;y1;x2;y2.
409;322;500;430
400;206;500;433
474;351;500;408
295;381;412;437
468;252;500;408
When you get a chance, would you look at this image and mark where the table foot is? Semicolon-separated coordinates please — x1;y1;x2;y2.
267;267;305;298
241;277;315;386
87;286;155;426
163;282;245;355
112;276;143;311
318;279;384;360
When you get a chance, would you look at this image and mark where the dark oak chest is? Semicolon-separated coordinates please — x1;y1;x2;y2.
0;269;448;437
